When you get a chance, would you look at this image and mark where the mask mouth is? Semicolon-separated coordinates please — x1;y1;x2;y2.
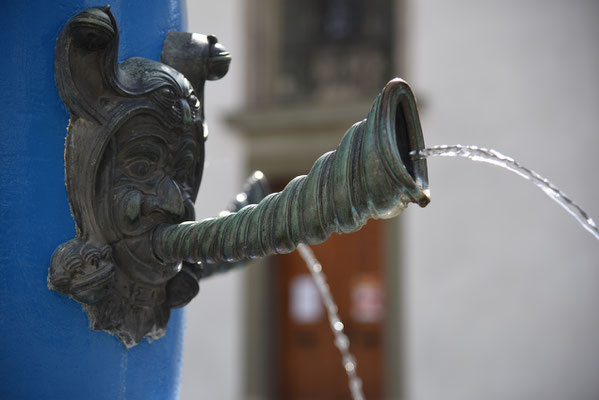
112;235;182;285
69;6;115;50
161;32;232;89
70;262;116;304
206;37;231;81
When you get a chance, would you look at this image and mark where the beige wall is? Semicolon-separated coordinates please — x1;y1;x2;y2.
403;1;599;399
181;0;599;399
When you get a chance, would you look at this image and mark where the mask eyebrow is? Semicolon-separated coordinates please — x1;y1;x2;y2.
122;141;164;163
116;115;179;143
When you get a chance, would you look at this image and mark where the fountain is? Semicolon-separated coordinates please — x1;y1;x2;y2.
38;5;599;400
49;7;430;348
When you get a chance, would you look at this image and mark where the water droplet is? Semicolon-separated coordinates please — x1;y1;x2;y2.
344;361;355;372
335;335;349;350
236;193;247;203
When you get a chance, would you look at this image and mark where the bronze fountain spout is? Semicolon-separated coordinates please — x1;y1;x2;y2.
153;78;430;266
49;6;429;347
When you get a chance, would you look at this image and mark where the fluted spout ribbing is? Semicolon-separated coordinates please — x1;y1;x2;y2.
153;78;430;265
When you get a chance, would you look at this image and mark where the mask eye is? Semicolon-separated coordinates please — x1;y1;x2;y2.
120;141;163;181
155;86;178;109
127;159;154;179
160;86;176;99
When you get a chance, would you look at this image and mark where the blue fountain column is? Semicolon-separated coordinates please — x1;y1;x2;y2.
0;1;187;399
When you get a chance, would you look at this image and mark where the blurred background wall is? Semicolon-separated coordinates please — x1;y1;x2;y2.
404;1;599;399
180;0;599;399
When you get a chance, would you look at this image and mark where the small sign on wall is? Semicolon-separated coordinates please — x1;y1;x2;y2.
351;274;384;323
289;274;323;323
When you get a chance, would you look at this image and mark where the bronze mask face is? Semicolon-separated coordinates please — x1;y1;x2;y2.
105;108;201;285
49;6;223;347
50;6;429;349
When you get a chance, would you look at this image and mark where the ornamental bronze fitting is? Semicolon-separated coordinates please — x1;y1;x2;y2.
50;6;429;348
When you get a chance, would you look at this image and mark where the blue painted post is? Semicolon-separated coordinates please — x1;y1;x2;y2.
0;1;188;398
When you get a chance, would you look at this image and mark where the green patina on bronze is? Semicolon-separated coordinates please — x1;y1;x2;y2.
153;78;430;265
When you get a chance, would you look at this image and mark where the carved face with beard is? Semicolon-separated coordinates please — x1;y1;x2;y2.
49;6;226;347
90;89;204;344
105;98;202;286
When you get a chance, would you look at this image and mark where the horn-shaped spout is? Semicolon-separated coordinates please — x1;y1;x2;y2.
153;78;430;266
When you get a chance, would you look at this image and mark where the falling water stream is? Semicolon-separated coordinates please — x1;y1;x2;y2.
297;244;365;400
412;145;599;241
295;144;598;399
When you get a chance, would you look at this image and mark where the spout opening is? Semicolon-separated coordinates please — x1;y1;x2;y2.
381;79;430;207
394;104;416;182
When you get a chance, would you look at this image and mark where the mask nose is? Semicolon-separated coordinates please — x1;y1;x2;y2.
141;176;185;219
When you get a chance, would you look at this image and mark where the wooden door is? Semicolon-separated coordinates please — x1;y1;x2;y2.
274;217;386;400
